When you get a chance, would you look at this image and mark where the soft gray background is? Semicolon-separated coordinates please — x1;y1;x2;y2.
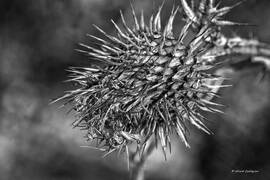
0;0;270;179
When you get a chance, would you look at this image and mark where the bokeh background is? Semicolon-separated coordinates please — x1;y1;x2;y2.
1;0;270;179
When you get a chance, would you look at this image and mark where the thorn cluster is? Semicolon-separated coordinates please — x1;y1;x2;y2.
55;0;248;158
181;0;246;30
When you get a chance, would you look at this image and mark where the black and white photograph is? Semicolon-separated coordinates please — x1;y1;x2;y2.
0;0;270;179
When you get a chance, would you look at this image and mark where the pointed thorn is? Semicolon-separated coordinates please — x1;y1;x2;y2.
180;0;198;23
130;2;140;31
140;10;145;30
165;6;179;37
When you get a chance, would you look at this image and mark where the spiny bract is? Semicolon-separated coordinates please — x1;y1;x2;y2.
56;0;239;156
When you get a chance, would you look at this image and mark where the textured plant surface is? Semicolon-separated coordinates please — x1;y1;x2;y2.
55;0;270;163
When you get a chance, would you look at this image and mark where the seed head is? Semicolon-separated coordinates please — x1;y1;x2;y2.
55;1;231;156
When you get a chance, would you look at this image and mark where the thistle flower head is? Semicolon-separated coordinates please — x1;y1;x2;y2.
55;0;232;157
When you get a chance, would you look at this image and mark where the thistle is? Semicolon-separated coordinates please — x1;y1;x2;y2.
54;0;252;158
55;1;221;158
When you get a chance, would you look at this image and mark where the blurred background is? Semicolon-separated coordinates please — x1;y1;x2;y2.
0;0;270;179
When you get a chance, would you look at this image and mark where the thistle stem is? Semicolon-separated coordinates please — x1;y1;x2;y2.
205;36;270;69
130;141;156;180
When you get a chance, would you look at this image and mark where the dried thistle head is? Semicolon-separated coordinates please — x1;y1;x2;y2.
55;0;233;157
